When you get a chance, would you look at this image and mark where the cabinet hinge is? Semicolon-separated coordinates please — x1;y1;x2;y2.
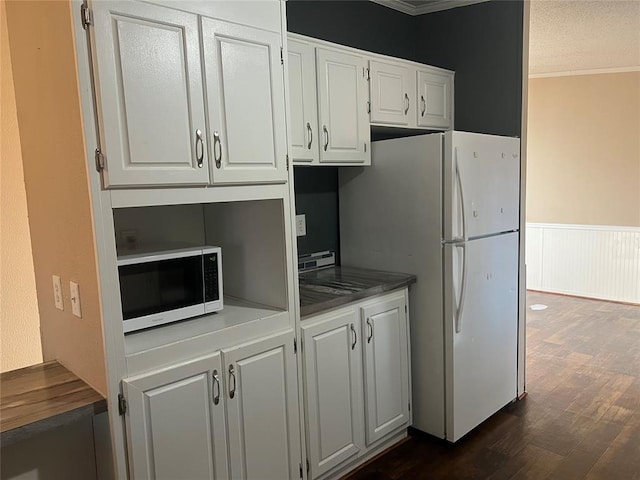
118;393;127;416
81;2;92;30
366;101;371;114
363;67;370;80
293;338;297;354
405;305;408;315
280;47;284;65
286;154;290;171
306;459;310;474
95;147;105;172
299;463;303;479
364;143;367;153
408;402;411;412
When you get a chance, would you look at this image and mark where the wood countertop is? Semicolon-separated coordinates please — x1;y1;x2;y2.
299;266;416;318
1;361;107;447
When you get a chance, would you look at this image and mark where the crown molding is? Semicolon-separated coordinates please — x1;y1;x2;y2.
529;66;640;79
369;0;416;15
415;0;490;15
370;0;490;16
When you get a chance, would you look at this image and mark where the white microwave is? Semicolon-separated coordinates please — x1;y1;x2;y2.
117;245;223;333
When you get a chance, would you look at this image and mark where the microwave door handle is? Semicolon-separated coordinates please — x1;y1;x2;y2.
202;256;207;302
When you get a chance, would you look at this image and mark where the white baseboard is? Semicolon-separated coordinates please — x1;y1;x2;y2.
526;223;640;304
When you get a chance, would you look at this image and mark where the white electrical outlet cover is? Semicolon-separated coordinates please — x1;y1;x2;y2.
70;281;82;318
296;214;307;237
53;275;64;310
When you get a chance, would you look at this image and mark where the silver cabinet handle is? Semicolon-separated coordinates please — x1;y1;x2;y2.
307;122;313;150
212;369;220;405
323;125;329;151
366;318;373;343
213;131;222;169
195;129;204;168
404;93;409;115
350;323;357;350
420;95;426;117
228;364;236;399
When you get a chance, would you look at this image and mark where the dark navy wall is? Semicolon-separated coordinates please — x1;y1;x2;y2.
416;1;524;137
287;0;419;61
293;167;340;260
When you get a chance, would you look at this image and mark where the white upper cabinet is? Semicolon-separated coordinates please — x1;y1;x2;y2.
123;353;228;480
202;18;288;184
286;34;454;167
90;1;288;187
417;69;453;129
287;38;319;164
316;47;370;165
369;59;453;131
369;60;416;127
91;1;209;187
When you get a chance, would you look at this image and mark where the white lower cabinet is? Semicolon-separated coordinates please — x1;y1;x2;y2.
123;330;300;480
361;295;410;445
223;332;301;480
302;289;410;479
302;308;364;479
123;352;228;480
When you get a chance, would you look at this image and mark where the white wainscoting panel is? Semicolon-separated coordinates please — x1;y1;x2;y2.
526;223;640;304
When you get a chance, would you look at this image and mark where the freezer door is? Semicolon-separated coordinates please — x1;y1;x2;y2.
444;132;520;241
444;232;518;442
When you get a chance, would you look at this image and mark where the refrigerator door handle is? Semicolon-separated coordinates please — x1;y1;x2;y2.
455;243;468;334
455;149;467;242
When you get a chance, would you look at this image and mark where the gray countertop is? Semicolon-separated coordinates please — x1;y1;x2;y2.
299;266;416;318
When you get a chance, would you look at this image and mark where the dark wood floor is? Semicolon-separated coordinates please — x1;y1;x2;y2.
347;291;640;480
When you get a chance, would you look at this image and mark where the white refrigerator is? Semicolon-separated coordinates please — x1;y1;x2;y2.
339;131;520;442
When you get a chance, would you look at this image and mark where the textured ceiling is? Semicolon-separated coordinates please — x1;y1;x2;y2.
529;0;640;75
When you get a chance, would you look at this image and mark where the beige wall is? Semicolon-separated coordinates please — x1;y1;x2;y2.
0;1;42;372
5;0;106;394
526;72;640;226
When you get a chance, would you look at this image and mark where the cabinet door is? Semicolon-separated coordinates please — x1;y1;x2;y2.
302;309;364;478
369;60;415;127
223;331;300;480
417;69;453;129
123;353;228;480
91;1;209;187
288;38;319;164
316;48;370;164
202;18;288;184
361;292;410;445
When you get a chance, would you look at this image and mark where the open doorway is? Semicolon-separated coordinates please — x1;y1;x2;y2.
525;0;640;305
